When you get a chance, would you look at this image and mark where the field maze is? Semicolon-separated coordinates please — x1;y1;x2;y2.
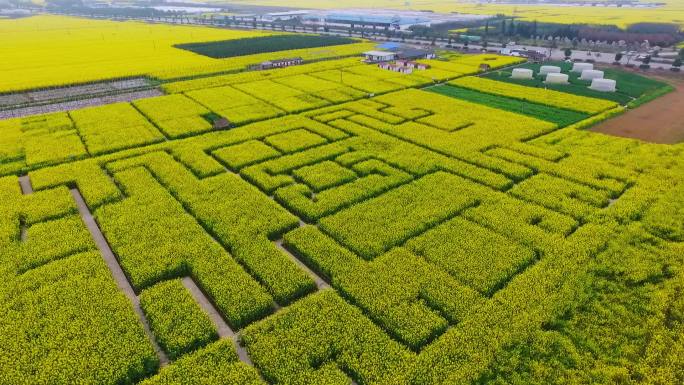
1;49;684;384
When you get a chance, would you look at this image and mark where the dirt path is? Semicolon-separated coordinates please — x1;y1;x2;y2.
18;175;33;194
591;75;684;144
180;277;256;366
70;188;170;366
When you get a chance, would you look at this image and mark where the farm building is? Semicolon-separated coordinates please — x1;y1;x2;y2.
258;57;303;70
262;10;311;22
395;60;429;70
315;12;431;30
396;48;436;60
299;9;490;31
502;49;547;63
378;62;414;74
363;51;397;63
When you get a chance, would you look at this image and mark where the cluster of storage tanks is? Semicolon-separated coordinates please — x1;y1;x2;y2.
510;63;616;92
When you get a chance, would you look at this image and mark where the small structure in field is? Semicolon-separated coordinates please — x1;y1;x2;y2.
258;57;303;70
580;69;604;81
572;62;594;73
479;63;491;72
378;58;430;74
545;73;569;84
511;68;534;79
395;59;429;70
213;117;231;129
590;78;617;92
540;65;561;75
378;62;413;74
524;50;547;63
363;51;397;63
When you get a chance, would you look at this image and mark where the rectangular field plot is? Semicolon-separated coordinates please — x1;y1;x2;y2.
450;76;618;114
175;35;357;58
133;94;213;138
319;172;482;260
70;102;165;155
428;84;589;127
185;85;284;125
406;217;536;296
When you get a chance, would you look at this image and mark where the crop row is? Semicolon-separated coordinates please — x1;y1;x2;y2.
141;340;262;384
284;226;484;350
450;77;618;114
69;102;165;155
95;165;275;327
428;84;589;127
133;94;213;138
139;279;218;359
242;289;414;384
104;152;315;305
0;249;159;383
162;57;364;94
319;171;481;260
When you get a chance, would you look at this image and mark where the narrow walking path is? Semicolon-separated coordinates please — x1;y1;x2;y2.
275;238;330;290
18;175;33;194
70;188;170;366
180;277;255;366
18;175;32;241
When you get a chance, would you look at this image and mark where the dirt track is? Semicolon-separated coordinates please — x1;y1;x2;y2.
591;73;684;144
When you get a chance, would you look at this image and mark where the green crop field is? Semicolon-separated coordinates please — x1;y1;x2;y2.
1;18;683;384
427;84;589;127
176;35;358;59
483;61;673;106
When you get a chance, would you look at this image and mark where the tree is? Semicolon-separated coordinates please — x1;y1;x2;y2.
643;55;651;65
508;20;516;36
673;57;681;68
564;48;572;58
500;19;507;37
679;48;684;59
614;52;623;63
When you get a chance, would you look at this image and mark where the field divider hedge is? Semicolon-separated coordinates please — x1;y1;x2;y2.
69;186;170;366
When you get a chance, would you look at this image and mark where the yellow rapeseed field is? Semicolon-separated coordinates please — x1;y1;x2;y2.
226;0;684;28
0;15;273;92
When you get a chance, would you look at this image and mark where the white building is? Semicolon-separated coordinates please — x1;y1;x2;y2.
363;51;397;63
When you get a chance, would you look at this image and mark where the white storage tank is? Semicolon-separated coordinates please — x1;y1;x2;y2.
539;65;561;75
590;78;617;92
580;69;604;81
545;73;569;84
572;62;594;73
511;68;534;79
